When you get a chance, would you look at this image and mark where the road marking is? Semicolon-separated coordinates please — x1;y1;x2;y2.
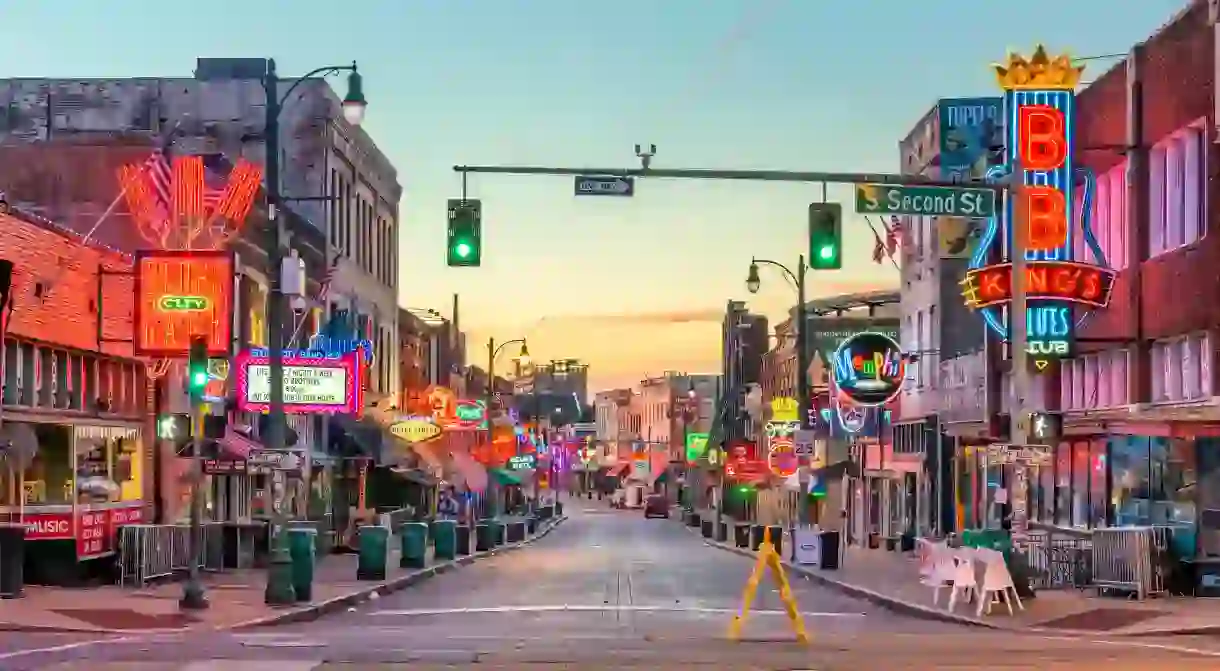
1035;635;1220;659
0;635;147;663
369;605;865;617
182;662;324;671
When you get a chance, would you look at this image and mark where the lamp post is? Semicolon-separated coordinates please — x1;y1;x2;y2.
261;58;367;607
746;255;810;522
486;337;529;516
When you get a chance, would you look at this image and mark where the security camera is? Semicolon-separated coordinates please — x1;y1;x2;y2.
290;296;307;315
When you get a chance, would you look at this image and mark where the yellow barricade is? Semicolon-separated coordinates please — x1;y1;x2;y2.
728;526;809;644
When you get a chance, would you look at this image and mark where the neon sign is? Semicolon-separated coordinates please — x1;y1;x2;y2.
235;348;364;416
305;334;375;364
968;47;1110;368
832;332;906;407
157;295;210;312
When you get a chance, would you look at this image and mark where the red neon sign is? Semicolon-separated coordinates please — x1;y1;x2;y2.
1018;105;1068;251
133;250;233;357
961;260;1116;309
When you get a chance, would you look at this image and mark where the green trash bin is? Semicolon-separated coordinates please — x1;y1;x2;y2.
489;519;505;546
433;519;457;560
287;527;317;602
356;525;389;580
399;522;429;569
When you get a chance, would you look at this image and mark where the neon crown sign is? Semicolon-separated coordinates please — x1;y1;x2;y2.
962;46;1115;362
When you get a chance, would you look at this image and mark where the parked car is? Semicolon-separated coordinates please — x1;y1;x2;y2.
644;494;668;519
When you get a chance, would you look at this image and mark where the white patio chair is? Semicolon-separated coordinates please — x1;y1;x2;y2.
918;542;957;606
973;547;1024;616
946;548;978;612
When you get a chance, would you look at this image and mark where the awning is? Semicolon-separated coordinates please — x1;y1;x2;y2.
409;439;446;473
218;430;260;460
330;415;387;463
392;467;439;487
649;462;668;485
489;468;523;486
449;449;489;492
608;463;630;477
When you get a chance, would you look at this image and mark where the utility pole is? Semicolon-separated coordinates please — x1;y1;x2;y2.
1008;165;1030;541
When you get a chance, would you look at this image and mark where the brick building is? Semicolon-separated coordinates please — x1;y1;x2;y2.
0;208;151;581
1020;1;1220;548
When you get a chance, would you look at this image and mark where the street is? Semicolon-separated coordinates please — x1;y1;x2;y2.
2;503;1219;669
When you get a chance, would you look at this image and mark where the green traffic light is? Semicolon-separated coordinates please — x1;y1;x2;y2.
454;242;472;258
818;245;836;261
190;370;208;388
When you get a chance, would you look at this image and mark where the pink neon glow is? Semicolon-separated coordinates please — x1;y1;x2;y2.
235;348;365;417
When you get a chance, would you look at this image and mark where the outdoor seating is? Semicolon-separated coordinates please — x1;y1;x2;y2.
973;547;1024;616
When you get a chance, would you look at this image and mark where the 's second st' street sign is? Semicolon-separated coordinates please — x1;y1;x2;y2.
574;175;634;197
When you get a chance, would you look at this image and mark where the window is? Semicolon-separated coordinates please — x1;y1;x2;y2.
1149;121;1206;257
1151;333;1211;403
1061;349;1129;410
1073;162;1127;269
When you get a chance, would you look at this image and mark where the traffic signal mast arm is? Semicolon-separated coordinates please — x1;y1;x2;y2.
453;164;1009;192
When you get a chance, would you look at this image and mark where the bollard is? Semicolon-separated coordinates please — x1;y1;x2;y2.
399;522;429;569
356;525;390;580
0;523;25;599
433;519;458;560
287;527;317;601
475;522;493;551
455;524;472;555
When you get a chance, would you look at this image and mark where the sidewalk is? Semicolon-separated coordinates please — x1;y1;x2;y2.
0;515;566;634
693;525;1220;637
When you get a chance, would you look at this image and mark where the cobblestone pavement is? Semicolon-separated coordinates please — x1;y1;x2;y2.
11;503;1220;669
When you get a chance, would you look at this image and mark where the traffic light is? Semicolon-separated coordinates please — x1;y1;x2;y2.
187;335;208;403
808;203;842;270
157;413;191;454
446;198;482;267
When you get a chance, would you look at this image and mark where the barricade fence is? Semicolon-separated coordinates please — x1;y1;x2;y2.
117;523;226;588
1090;526;1170;600
1016;531;1092;590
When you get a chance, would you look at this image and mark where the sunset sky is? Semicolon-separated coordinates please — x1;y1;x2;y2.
1;0;1186;392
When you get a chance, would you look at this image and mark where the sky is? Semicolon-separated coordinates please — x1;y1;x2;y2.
0;0;1190;392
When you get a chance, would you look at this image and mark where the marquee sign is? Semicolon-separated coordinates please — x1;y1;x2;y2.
965;46;1113;370
133;250;233;357
235;348;364;415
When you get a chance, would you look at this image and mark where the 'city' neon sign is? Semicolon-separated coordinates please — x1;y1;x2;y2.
965;46;1112;368
157;295;210;311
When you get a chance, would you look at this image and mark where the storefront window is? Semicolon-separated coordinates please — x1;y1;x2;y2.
1054;441;1071;526
1071;441;1089;526
1088;440;1108;527
17;424;74;505
1031;462;1052;523
1111;436;1151;525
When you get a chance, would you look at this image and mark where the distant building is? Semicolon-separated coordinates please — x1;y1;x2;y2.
719;301;768;445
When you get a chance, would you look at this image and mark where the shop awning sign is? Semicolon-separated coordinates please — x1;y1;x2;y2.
390;417;443;443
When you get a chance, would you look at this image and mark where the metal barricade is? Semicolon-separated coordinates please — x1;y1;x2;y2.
1018;531;1092;590
118;522;228;587
1091;527;1169;599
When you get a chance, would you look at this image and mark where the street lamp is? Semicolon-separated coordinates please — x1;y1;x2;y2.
743;256;809;429
745;263;761;294
260;57;367;608
487;337;528;516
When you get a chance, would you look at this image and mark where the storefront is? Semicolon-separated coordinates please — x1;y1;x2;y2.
0;420;146;584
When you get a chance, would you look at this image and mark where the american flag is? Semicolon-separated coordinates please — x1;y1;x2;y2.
885;215;903;256
143;149;223;215
316;255;340;304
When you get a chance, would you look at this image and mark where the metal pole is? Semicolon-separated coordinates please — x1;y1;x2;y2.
795;256;811;526
179;405;208;609
453;165;1007;191
1009;165;1029;542
262;58;296;606
486;337;499;517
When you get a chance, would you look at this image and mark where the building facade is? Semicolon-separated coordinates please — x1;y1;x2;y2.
719;300;768;445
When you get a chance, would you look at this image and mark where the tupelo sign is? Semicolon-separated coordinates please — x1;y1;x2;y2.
133;250;233;357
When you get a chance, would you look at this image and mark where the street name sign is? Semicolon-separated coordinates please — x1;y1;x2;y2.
856;183;996;218
574;175;634;197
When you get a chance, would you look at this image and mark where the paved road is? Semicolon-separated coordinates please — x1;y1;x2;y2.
9;502;1220;668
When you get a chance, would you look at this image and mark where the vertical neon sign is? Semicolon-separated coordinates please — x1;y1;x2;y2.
971;47;1085;359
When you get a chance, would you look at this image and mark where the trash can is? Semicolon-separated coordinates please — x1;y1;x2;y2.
687;511;701;528
526;516;537;535
456;524;472;555
433;519;457;560
506;521;525;543
399;522;429;569
555;501;564;516
356;525;390;580
818;530;841;570
287;527;317;601
734;524;751;548
715;521;728;542
475;521;493;551
750;525;765;551
767;525;784;557
0;523;25;599
490;519;506;546
701;519;713;538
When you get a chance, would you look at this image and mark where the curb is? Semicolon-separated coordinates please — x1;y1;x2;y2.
2;516;568;636
694;526;1220;638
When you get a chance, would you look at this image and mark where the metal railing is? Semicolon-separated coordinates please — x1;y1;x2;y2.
117;523;226;588
1018;531;1092;590
1090;526;1171;600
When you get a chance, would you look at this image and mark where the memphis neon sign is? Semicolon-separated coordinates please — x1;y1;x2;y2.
966;46;1112;361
